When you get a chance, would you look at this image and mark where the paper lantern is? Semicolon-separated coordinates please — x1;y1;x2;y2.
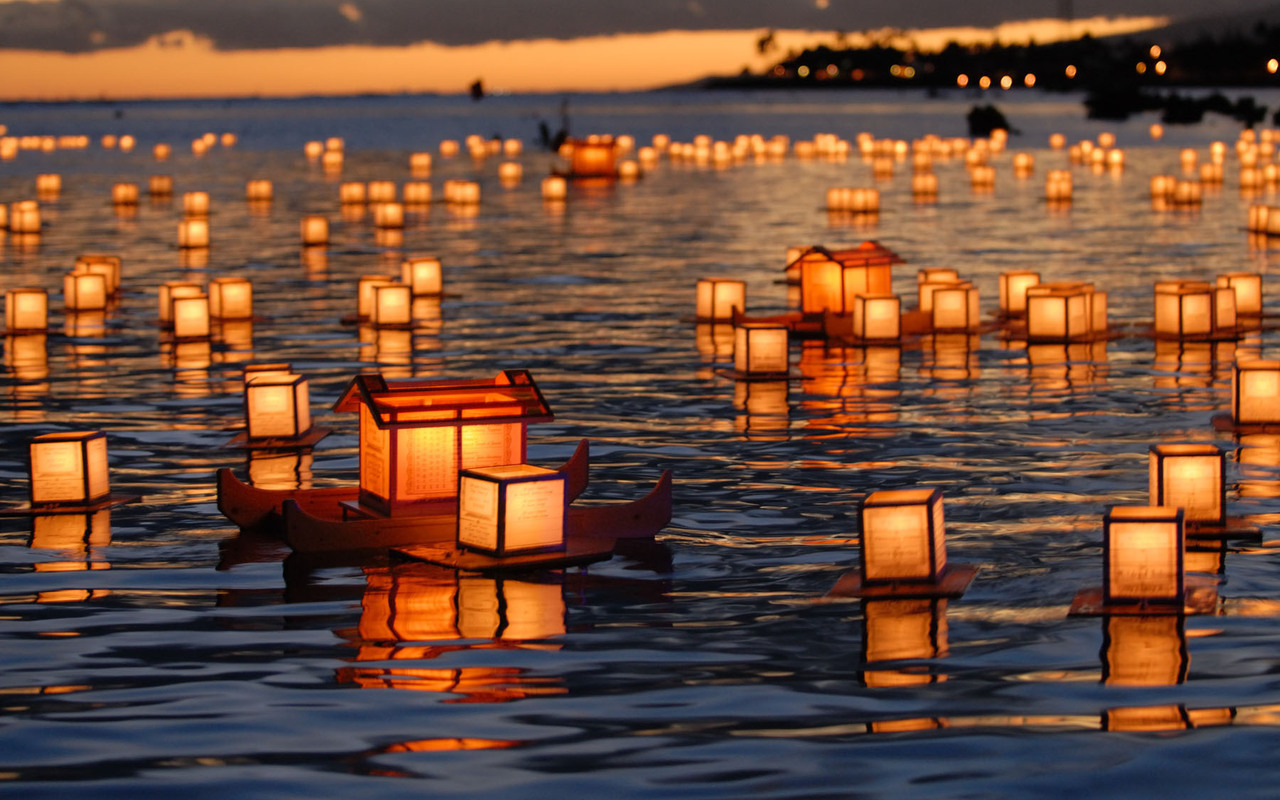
321;150;343;172
74;254;122;296
1013;152;1034;176
357;275;396;320
158;281;203;324
403;182;432;205
183;191;210;217
10;201;41;233
178;218;209;248
371;283;412;327
110;182;139;206
325;136;344;152
36;173;61;198
373;202;404;229
245;373;312;440
695;278;746;322
148;175;173;197
402;257;443;297
1154;283;1235;339
850;293;901;341
1045;169;1073;201
568;137;617;177
1216;272;1263;315
440;139;460;157
542;176;567;200
999;271;1040;316
1149;443;1225;527
498;162;523;184
63;272;107;311
6;288;48;332
911;172;938;198
799;252;844;314
457;464;567;556
243;362;293;388
409;152;432;175
1103;506;1184;605
1026;286;1092;342
245;179;273;202
367;181;396;203
969;165;996;190
209;277;253;320
29;431;110;507
300;215;329;246
733;323;789;376
1233;360;1280;424
171;294;211;339
931;283;980;332
339;182;367;205
860;488;946;585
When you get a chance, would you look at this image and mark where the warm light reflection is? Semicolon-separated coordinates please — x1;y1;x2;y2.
862;598;948;687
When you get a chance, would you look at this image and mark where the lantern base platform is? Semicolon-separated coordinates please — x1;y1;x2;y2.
0;493;142;517
1067;576;1219;617
826;564;977;600
717;368;799;382
222;426;332;451
392;533;616;573
1187;518;1262;542
1211;412;1280;434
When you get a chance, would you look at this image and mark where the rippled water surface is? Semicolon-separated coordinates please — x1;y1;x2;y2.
5;89;1280;798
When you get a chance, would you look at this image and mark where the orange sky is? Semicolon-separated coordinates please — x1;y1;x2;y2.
0;16;1166;101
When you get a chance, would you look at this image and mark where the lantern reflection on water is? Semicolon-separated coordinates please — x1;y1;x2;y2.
733;379;790;440
29;509;111;574
861;598;948;688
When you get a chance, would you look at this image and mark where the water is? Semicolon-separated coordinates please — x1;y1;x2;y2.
3;88;1280;798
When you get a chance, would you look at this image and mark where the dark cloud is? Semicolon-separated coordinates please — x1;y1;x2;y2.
0;0;1272;52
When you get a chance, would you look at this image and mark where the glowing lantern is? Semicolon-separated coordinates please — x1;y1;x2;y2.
695;278;746;322
171;294;211;339
733;322;789;377
1103;506;1184;606
799;250;844;314
300;215;329;246
333;370;553;514
1149;443;1225;527
183;191;209;217
73;254;122;295
969;165;996;190
245;373;312;441
6;288;48;332
340;182;367;205
29;431;110;507
1247;204;1270;232
457;465;567;556
618;160;640;180
158;281;203;325
567;137;618;177
403;257;443;296
409;152;432;174
373;202;405;229
111;183;139;205
860;488;946;585
357;275;396;320
498;162;523;184
10;201;41;233
440;140;460;157
209;277;253;320
1045;169;1073;201
367;181;396;203
1173;180;1202;206
999;270;1040;316
371;283;412;327
321;150;343;172
403;182;431;205
245;180;273;202
1013;152;1034;176
1026;285;1092;342
326;136;344;152
931;283;980;332
1233;360;1280;425
149;175;173;197
178;218;209;248
911;172;938;198
1154;282;1235;339
1216;272;1263;315
1150;175;1177;202
850;293;901;342
36;173;61;198
63;272;108;311
542;176;567;200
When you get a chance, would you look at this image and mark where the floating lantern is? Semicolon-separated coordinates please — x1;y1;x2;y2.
1154;282;1236;340
409;152;432;175
220;132;236;147
340;182;367;205
911;172;938;199
305;141;323;159
798;250;844;314
1102;506;1184;606
859;488;947;585
733;322;789;377
183;191;210;217
618;161;641;181
149;175;173;197
1045;169;1073;201
357;275;397;320
209;277;253;320
850;293;901;342
1216;272;1263;315
1232;360;1280;425
695;278;746;322
402;182;432;205
63;272;108;311
111;183;139;206
1150;175;1177;202
158;281;203;325
999;270;1040;316
371;283;412;327
931;283;980;332
566;136;618;177
373;202;405;229
367;181;396;203
322;150;343;172
440;139;460;157
170;294;211;339
245;373;312;441
5;288;48;332
333;370;553;514
1200;162;1224;184
1173;180;1203;206
969;165;995;190
178;218;210;248
245;179;273;202
402;257;443;296
36;173;61;198
1149;443;1225;528
73;254;122;296
0;204;6;230
1026;285;1093;342
542;176;567;200
300;215;329;246
1013;152;1034;176
457;465;567;556
10;201;41;233
498;162;523;184
28;431;110;508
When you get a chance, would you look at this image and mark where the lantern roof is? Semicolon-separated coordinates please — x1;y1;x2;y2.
333;370;554;430
784;241;905;272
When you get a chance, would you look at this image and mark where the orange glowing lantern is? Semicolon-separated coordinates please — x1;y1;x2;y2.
245;179;273;202
371;283;412;327
340;182;367;205
159;281;203;325
29;431;110;507
1026;285;1092;342
357;275;396;320
245;373;313;441
63;272;108;311
930;283;980;332
457;464;567;556
6;288;48;332
409;152;432;175
1103;506;1184;606
440;139;460;157
542;176;567;200
149;175;173;197
73;255;122;296
695;278;746;322
498;162;523;184
566;136;618;177
1233;360;1280;425
403;182;432;205
183;191;209;217
367;181;396;203
333;370;553;515
300;215;329;246
322;150;343;172
850;293;901;342
403;257;443;296
209;277;253;320
1045;169;1073;201
36;173;61;198
1149;443;1225;528
111;183;139;206
1216;272;1263;316
171;294;211;339
373;202;405;229
1154;282;1236;339
860;488;946;585
911;171;939;198
999;270;1040;316
733;322;789;377
10;201;41;233
798;250;845;314
178;218;210;248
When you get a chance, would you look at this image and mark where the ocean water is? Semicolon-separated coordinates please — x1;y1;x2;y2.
3;88;1280;798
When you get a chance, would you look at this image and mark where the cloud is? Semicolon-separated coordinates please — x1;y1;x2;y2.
0;0;1255;52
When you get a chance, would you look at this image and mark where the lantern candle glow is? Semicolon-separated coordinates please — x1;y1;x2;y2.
209;277;253;320
402;257;443;297
1149;443;1225;528
1102;506;1184;606
733;322;789;377
860;488;947;585
29;431;110;507
6;288;48;332
245;373;313;441
695;278;746;322
457;464;567;556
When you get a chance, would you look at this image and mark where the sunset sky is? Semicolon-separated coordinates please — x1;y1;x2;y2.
0;0;1267;100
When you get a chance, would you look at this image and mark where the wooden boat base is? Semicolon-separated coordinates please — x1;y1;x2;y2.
222;426;332;451
392;534;617;572
826;564;977;600
1211;412;1280;434
1187;518;1262;541
0;493;142;517
1067;576;1219;617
